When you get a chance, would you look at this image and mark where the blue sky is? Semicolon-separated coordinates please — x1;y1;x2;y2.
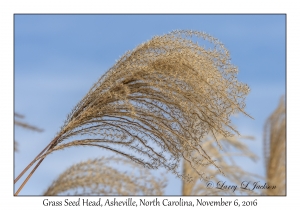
14;14;285;195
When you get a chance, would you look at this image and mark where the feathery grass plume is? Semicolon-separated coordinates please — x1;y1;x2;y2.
263;96;286;195
14;113;43;152
15;30;252;195
44;156;166;195
181;133;261;195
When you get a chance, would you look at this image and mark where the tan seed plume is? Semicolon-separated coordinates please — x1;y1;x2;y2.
263;96;286;195
44;156;166;196
15;30;252;195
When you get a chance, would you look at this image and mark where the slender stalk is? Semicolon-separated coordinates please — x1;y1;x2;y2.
15;142;49;183
15;158;45;195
